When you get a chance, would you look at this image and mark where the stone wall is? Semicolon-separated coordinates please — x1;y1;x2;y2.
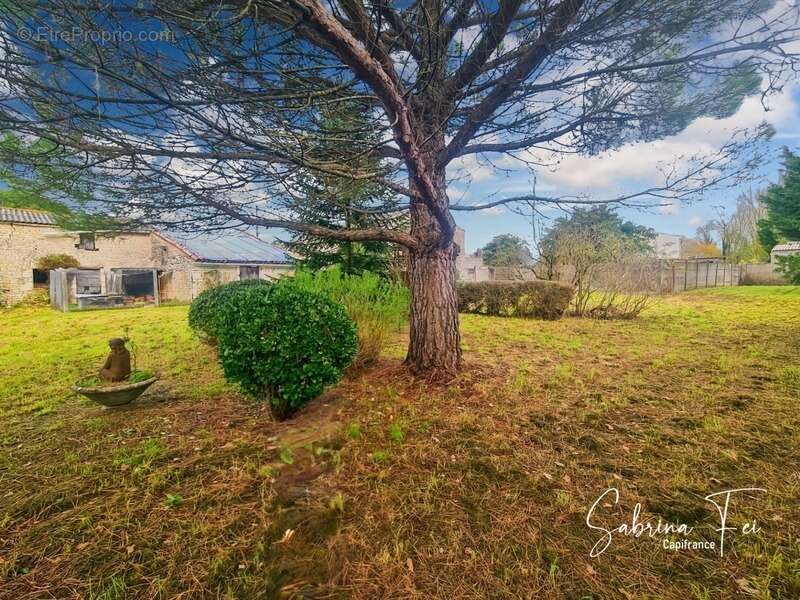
0;223;295;305
183;264;294;299
151;235;196;302
152;234;293;301
0;223;157;304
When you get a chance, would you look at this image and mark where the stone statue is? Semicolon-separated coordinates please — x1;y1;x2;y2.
100;338;131;383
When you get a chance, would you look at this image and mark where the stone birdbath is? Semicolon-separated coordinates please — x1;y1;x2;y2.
73;336;159;407
73;373;159;407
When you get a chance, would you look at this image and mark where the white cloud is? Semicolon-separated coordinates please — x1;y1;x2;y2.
528;83;798;194
456;26;481;50
501;181;558;194
482;205;505;216
448;154;496;182
689;215;703;226
659;201;680;215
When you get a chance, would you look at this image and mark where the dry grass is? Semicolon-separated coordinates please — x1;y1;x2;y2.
1;287;799;599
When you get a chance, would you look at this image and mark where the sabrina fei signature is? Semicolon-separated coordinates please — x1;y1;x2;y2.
586;487;766;558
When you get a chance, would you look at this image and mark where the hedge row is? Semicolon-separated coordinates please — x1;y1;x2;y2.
457;281;573;320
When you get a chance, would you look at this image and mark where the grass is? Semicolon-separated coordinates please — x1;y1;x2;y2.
1;287;799;599
77;370;155;389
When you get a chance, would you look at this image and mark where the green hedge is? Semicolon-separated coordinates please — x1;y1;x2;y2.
457;281;573;320
187;279;273;343
214;280;357;420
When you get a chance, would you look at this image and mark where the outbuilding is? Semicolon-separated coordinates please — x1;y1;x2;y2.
770;241;800;264
0;207;293;305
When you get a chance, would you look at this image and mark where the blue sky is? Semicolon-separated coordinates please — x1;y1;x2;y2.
449;85;800;253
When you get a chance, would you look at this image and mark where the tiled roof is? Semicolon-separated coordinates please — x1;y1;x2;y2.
158;229;293;265
772;241;800;252
0;207;56;225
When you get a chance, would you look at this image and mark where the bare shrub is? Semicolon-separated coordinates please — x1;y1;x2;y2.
18;288;50;307
554;230;653;319
586;291;652;320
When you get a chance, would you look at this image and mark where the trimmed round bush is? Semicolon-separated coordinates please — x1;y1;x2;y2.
188;279;273;343
214;280;357;420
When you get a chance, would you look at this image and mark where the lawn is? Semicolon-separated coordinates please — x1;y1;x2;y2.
1;287;799;599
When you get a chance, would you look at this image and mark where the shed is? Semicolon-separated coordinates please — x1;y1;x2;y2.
152;230;294;300
770;241;800;264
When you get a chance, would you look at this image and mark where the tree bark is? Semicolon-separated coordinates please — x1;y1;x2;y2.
404;114;463;375
406;242;463;375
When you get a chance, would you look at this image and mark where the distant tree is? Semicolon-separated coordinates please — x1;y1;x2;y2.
728;190;768;262
776;254;800;284
535;206;655;280
696;192;767;262
285;207;405;276
481;234;532;268
541;206;656;255
532;235;561;281
758;219;782;253
696;222;717;246
681;239;722;258
712;208;737;258
758;149;800;282
758;149;800;244
565;206;652;247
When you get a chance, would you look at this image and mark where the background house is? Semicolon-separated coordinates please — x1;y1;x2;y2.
650;233;685;259
453;227;536;281
153;230;294;300
770;241;800;263
454;226;504;281
0;207;293;305
454;226;489;281
0;208;158;305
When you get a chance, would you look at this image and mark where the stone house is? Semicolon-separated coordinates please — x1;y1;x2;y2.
152;230;294;300
770;241;800;264
0;207;293;305
454;226;494;281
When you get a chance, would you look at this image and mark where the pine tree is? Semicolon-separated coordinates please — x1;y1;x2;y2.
284;103;406;276
759;149;800;282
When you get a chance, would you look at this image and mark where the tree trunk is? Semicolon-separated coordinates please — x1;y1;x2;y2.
403;115;463;374
406;243;463;375
401;71;463;375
